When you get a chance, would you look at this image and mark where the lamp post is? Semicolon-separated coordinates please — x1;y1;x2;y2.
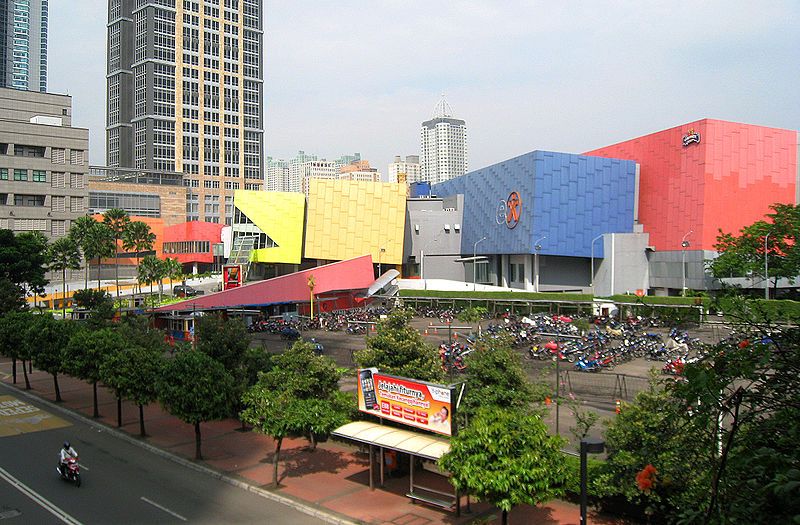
421;231;444;291
681;230;693;296
533;236;546;293
580;438;606;525
590;234;603;296
378;247;386;277
764;232;770;300
472;236;487;291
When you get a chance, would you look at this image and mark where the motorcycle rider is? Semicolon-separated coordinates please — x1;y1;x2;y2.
59;441;78;476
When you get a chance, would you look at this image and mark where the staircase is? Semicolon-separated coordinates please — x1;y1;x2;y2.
228;234;256;280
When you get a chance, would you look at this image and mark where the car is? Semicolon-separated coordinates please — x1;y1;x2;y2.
173;285;204;298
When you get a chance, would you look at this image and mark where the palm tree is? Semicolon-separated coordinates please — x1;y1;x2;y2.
68;215;99;290
138;256;166;304
102;208;130;303
122;220;156;298
47;237;81;319
164;257;184;296
83;222;116;290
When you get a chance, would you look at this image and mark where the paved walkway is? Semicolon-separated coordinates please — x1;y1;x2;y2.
0;358;629;525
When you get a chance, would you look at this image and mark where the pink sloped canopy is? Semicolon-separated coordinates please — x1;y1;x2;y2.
156;255;375;312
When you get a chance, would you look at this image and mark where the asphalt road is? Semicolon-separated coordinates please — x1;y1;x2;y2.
0;386;325;525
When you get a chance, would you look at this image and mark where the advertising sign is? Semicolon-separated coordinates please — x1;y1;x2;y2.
357;368;455;436
223;265;242;290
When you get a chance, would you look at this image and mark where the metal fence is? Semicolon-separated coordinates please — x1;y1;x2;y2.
558;370;651;403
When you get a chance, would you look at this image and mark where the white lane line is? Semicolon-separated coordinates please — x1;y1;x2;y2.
77;464;89;471
0;466;82;525
140;496;187;521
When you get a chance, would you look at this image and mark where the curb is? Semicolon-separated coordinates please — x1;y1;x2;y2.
0;381;361;525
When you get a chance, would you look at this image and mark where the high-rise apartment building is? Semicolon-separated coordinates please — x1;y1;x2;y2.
265;151;363;193
420;96;467;185
0;0;48;91
107;0;263;224
388;155;420;183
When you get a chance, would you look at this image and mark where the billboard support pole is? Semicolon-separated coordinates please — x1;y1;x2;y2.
369;444;375;490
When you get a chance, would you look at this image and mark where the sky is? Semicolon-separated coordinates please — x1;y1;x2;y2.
49;1;799;173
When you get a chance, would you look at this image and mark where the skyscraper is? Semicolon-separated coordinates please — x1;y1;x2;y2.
0;0;48;92
107;0;263;224
388;155;420;183
420;96;467;185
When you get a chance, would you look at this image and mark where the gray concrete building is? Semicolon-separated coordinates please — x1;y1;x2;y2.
0;87;89;245
0;0;48;92
107;0;264;224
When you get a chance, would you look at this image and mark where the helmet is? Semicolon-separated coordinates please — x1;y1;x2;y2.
63;441;70;449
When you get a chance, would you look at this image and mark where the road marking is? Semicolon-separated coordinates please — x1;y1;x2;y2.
0;395;70;437
77;464;89;471
0;466;82;525
140;497;187;521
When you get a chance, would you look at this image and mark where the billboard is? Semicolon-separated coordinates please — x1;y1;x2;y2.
223;265;242;290
357;368;455;436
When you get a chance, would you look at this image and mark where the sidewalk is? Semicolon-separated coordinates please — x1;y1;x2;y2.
0;358;628;525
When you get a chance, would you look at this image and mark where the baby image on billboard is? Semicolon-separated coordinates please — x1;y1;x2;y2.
356;368;454;436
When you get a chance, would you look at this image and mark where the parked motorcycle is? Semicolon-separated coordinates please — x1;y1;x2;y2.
57;457;81;487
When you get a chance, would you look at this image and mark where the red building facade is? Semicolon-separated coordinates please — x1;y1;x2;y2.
586;119;798;251
162;221;224;265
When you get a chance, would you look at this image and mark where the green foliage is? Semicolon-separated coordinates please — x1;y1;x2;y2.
566;398;599;442
79;220;115;289
0;229;49;310
195;314;251;375
0;311;35;363
72;289;115;327
101;344;164;407
400;289;593;302
138;255;166;296
64;326;124;384
440;407;568;516
562;453;606;498
459;333;532;420
457;306;488;324
241;345;275;387
353;309;443;382
30;314;75;377
158;349;237;425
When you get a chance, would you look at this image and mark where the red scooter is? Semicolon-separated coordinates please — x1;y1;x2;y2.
57;457;81;487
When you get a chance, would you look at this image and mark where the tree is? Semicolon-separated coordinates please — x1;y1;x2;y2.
457;306;488;335
709;203;800;297
122;220;156;295
30;314;76;402
138;255;166;303
81;221;116;290
68;215;99;289
100;344;165;436
241;342;352;487
195;314;250;374
65;326;124;418
0;229;49;312
0;311;35;387
47;236;81;319
440;407;568;525
459;332;533;420
72;289;115;328
102;208;130;302
353;309;443;382
158;349;236;460
163;257;183;296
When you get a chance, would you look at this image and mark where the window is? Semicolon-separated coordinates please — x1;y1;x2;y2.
69;173;85;189
0;168;6;180
51;220;66;237
14;194;46;207
51;195;65;212
51;172;66;187
70;197;84;213
13;169;28;181
32;170;46;182
52;148;65;164
70;150;85;165
13;219;48;231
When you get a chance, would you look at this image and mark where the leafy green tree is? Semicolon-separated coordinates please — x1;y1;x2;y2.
440;407;568;525
72;289;115;328
68;215;99;289
65;326;124;417
122;220;156;295
241;341;352;487
242;345;274;387
460;332;533;420
353;309;443;381
0;229;49;312
102;208;130;301
158;349;237;459
457;306;488;334
101;344;165;436
0;311;35;387
195;314;250;375
47;236;81;319
30;314;76;402
138;255;166;302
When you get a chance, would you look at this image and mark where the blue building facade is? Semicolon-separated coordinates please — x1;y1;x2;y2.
432;150;637;260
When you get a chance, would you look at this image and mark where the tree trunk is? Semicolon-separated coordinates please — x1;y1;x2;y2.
117;396;122;427
309;432;317;451
84;257;88;290
12;358;16;384
272;437;283;487
139;404;146;437
22;362;30;390
136;254;141;294
96;256;102;290
28;360;32;373
53;374;62;402
62;267;67;320
706;389;744;522
92;381;100;418
114;244;119;303
502;509;508;525
194;421;203;460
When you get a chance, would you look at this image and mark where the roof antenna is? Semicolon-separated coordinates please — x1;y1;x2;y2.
432;92;453;118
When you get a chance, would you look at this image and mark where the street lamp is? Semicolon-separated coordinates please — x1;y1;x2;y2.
378;246;386;277
590;234;603;296
472;236;487;291
420;230;444;290
681;230;693;296
580;438;605;525
534;236;546;293
764;232;770;300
